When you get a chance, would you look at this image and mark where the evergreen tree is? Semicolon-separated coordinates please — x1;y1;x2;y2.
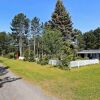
43;0;76;67
74;29;85;50
0;32;14;55
93;28;100;49
0;32;8;55
31;17;42;58
11;13;30;57
50;0;73;40
83;31;96;50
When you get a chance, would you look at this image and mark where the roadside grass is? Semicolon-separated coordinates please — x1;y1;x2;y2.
0;57;100;100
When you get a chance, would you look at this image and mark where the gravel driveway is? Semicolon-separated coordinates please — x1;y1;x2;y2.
0;66;58;100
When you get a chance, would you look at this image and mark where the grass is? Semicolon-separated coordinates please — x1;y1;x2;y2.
0;57;100;100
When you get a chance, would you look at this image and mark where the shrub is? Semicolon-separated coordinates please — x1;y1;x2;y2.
75;56;89;60
38;55;49;65
5;52;14;59
24;50;34;62
61;54;74;69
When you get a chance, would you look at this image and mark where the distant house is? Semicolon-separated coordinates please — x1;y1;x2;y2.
77;50;100;59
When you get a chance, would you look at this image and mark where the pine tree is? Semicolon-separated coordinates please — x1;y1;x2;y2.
50;0;73;40
31;17;42;58
11;13;30;57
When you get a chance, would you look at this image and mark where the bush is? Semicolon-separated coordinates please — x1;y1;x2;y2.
38;55;49;65
75;56;89;60
5;52;14;59
24;50;34;62
61;54;74;69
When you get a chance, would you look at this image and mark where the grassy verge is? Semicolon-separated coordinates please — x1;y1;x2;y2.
0;57;100;100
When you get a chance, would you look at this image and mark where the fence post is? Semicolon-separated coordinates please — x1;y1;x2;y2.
78;61;79;68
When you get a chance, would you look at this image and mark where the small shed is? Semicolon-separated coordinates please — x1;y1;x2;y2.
77;50;100;59
48;60;62;66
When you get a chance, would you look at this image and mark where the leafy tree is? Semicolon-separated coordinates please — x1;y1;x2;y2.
83;27;100;50
50;0;73;40
42;29;63;58
0;32;7;55
74;29;85;50
0;32;14;55
11;13;30;57
93;28;100;49
83;31;96;49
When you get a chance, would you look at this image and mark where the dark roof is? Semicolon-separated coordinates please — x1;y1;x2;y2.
77;50;100;54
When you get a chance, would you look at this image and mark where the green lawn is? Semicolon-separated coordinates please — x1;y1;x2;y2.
0;57;100;100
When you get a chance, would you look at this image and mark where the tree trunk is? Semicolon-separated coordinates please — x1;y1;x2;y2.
33;36;36;58
37;41;40;58
42;42;44;58
19;36;23;57
28;39;31;57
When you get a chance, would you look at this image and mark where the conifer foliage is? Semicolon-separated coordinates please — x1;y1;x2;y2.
50;0;73;40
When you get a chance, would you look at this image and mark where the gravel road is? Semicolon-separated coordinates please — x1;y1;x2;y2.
0;67;58;100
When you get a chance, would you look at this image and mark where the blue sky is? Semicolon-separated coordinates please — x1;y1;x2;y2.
0;0;100;33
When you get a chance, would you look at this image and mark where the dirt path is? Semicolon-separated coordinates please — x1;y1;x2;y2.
0;67;58;100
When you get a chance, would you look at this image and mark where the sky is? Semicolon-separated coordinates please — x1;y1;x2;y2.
0;0;100;33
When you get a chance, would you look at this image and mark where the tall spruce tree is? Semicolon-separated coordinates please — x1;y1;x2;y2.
50;0;73;40
42;0;75;66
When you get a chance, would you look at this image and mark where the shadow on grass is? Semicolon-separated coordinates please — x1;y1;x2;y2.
49;65;71;71
0;60;3;63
